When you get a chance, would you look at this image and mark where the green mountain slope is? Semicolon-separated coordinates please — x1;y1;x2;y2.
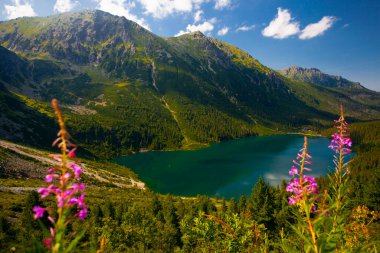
279;66;380;118
0;10;379;157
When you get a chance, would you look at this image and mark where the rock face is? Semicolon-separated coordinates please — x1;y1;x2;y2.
0;11;379;157
279;66;364;89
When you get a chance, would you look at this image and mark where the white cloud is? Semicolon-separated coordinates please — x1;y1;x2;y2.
175;18;216;36
236;25;255;32
214;0;231;10
262;8;337;40
299;16;336;39
217;26;229;36
137;0;207;19
262;8;300;39
95;0;150;30
54;0;78;13
194;10;203;23
4;0;37;20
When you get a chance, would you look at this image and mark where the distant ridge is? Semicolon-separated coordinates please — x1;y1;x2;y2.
279;66;364;89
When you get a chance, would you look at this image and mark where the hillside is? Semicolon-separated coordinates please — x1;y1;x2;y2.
0;119;379;251
0;139;145;189
279;66;364;89
0;10;379;157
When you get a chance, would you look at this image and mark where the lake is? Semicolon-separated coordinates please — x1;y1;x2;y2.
114;135;337;199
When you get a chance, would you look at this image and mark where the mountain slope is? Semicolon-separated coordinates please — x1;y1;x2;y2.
279;66;364;89
0;10;379;157
279;66;380;113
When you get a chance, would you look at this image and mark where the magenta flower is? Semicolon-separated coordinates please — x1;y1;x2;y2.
68;197;78;205
329;133;352;154
45;174;59;182
34;99;87;251
286;137;318;206
33;206;45;219
45;175;54;183
329;106;352;176
329;106;351;154
77;193;85;208
68;148;77;158
78;208;88;221
50;227;55;237
43;237;52;249
48;168;56;173
289;166;298;175
70;183;85;192
38;184;56;199
71;164;82;179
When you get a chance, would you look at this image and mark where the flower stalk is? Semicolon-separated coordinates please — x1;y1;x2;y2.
33;99;87;252
328;105;352;232
286;136;319;252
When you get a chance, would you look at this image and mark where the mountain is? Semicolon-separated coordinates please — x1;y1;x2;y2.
0;10;379;157
279;66;364;89
279;65;380;110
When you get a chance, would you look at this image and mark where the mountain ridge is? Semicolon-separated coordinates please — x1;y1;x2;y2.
0;10;379;157
279;66;364;89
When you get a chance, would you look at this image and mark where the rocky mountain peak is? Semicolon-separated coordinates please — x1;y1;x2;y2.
280;66;364;89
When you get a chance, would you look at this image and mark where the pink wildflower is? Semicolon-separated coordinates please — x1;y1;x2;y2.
286;137;318;206
77;193;85;208
329;105;352;176
45;174;59;182
43;238;53;249
289;166;298;175
71;164;82;179
50;227;55;238
68;148;77;158
68;197;78;205
329;106;352;155
34;99;87;251
78;208;88;221
33;206;45;219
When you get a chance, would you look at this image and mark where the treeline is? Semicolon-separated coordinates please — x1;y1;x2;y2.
165;94;257;144
322;120;380;211
348;121;380;211
64;86;185;158
1;121;379;251
1;177;295;252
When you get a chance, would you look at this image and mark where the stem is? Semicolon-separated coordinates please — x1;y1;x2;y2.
333;106;347;226
306;217;318;253
299;136;308;195
300;137;319;252
52;99;69;253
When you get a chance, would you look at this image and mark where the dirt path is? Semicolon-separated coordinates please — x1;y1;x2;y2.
0;140;146;190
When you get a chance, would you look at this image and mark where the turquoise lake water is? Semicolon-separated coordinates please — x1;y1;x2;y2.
114;135;336;199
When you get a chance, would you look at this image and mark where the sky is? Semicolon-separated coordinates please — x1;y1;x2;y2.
0;0;379;91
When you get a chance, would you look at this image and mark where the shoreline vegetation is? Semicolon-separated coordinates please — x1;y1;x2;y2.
131;130;321;156
0;101;379;251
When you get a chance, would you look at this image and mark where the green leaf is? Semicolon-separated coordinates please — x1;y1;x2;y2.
65;229;86;253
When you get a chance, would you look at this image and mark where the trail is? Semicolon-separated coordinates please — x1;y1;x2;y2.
0;140;146;190
160;97;204;148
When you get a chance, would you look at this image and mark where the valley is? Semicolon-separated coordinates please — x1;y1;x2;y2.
0;10;379;159
0;9;379;252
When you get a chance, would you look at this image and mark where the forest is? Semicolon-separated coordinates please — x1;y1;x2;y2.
0;101;379;252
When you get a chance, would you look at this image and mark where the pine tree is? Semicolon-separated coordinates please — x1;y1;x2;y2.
228;197;238;214
250;177;274;228
238;195;247;215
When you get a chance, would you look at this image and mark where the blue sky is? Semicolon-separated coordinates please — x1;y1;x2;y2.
1;0;379;91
